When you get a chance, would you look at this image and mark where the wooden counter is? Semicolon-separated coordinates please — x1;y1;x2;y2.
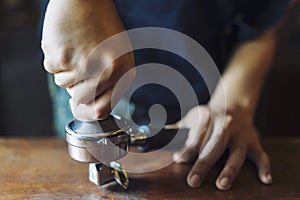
0;137;299;199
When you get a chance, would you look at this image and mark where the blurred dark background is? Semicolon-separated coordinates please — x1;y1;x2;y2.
0;0;299;137
0;0;53;136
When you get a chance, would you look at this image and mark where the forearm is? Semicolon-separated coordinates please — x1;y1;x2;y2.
44;0;123;39
211;27;278;118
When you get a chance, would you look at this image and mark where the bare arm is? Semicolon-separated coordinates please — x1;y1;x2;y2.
212;27;277;117
42;0;135;121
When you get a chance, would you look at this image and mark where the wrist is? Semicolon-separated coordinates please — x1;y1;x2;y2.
209;95;255;122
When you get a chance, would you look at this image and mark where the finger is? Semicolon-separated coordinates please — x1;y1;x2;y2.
55;51;134;103
187;115;232;188
173;147;200;164
43;46;74;74
70;88;114;121
248;145;272;184
59;55;109;89
71;76;115;104
71;77;103;104
43;58;68;74
43;58;55;73
187;143;227;188
72;61;126;104
54;71;78;88
216;143;246;190
66;87;74;98
173;107;211;163
198;114;232;159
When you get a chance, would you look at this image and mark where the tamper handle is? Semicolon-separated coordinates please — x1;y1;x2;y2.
131;127;189;152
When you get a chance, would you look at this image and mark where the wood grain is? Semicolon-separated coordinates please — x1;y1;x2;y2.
0;137;299;200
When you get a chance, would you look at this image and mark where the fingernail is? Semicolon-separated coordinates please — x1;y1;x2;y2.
263;174;272;184
220;177;230;188
189;174;201;188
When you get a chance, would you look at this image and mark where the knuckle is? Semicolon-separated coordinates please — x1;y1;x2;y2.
66;88;74;97
225;165;237;174
72;81;95;104
70;105;80;119
81;59;90;74
260;152;270;163
54;76;68;88
74;95;91;105
254;146;266;158
252;146;271;165
111;55;135;77
43;59;55;73
224;115;234;129
41;39;49;53
193;107;211;130
73;110;88;122
199;107;211;119
179;147;198;162
41;40;46;52
230;144;246;156
195;160;210;170
58;47;73;67
72;110;80;120
78;57;95;77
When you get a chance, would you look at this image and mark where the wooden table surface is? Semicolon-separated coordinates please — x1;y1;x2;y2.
0;137;299;200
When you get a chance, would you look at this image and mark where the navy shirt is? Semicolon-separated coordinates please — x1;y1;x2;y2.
113;0;289;123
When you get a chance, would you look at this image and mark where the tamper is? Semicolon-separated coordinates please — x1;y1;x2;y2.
65;115;132;189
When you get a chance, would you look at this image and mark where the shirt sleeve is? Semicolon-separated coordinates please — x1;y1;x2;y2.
236;0;291;41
